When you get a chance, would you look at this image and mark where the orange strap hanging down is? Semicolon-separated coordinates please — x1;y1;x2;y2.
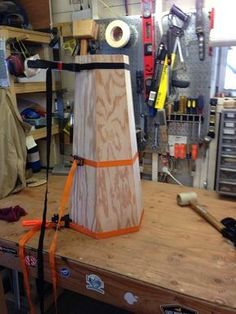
19;223;55;314
18;226;40;314
49;159;78;313
18;160;78;313
20;152;140;313
48;152;139;311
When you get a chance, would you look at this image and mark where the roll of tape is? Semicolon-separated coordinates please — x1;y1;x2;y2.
105;20;131;48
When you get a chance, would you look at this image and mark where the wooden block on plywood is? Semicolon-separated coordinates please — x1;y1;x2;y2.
72;19;97;39
71;55;143;236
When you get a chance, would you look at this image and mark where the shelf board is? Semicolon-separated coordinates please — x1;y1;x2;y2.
0;26;50;44
15;82;47;94
29;124;59;140
14;81;59;94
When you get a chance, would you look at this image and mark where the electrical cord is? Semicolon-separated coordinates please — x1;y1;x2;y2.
97;0;121;18
162;166;183;185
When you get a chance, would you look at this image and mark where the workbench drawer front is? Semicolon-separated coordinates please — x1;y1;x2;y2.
222;138;236;145
224;112;236;119
218;182;236;194
224;121;236;128
219;169;236;180
222;146;236;155
221;156;236;169
223;128;236;135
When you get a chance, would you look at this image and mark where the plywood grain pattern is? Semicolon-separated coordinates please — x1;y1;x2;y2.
0;178;236;312
71;166;96;228
73;69;96;161
72;54;141;233
73;54;136;160
71;159;142;232
94;67;136;161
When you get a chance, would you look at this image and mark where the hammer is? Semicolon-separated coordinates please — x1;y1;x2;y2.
177;192;236;247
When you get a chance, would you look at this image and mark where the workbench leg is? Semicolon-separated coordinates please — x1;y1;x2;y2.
0;270;8;314
152;152;158;181
12;270;21;311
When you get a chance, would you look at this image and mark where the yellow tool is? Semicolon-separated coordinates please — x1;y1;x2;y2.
154;37;180;110
62;39;77;55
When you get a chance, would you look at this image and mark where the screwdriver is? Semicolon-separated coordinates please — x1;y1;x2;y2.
187;98;191;114
191;144;198;160
174;143;180;171
179;143;186;159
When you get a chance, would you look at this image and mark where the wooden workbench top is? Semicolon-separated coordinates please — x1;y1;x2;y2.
0;176;235;311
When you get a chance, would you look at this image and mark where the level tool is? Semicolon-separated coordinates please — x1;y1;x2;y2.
141;0;155;101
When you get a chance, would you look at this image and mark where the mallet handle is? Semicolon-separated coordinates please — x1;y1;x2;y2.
190;202;224;232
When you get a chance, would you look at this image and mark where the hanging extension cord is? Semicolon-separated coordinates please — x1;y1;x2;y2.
97;0;121;18
162;166;183;186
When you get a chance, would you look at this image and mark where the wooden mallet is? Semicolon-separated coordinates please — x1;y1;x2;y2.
177;192;236;247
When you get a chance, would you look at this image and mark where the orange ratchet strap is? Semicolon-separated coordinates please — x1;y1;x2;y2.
49;159;78;313
19;223;56;314
80;152;139;168
20;151;139;312
18;225;40;314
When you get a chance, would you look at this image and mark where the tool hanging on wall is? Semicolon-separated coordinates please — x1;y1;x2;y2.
166;4;190;92
147;5;190;111
62;38;77;56
136;70;147;150
154;34;190;110
147;41;167;108
152;109;168;153
208;7;214;57
195;0;205;61
152;122;159;150
169;4;190;31
141;0;156;117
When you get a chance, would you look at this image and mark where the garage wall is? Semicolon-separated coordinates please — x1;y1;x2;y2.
52;0;216;25
162;0;215;12
52;0;141;24
96;0;141;18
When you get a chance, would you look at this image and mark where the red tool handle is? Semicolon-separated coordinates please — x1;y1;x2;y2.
191;144;198;160
174;143;180;159
179;143;186;159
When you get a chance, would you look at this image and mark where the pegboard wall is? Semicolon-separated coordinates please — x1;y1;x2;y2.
96;12;213;144
150;10;212;144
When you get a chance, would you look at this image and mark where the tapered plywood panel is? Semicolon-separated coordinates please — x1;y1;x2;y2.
71;55;142;235
72;159;142;233
73;54;137;161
